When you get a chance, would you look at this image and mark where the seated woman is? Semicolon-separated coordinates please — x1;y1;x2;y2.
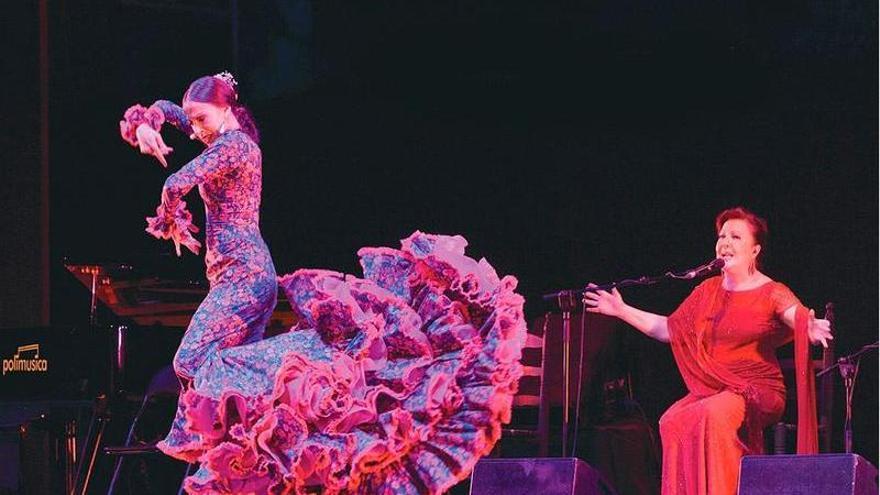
583;206;832;495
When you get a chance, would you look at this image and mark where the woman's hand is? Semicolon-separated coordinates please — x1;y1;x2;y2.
584;284;669;341
173;229;202;257
136;123;173;168
808;309;834;348
583;285;626;318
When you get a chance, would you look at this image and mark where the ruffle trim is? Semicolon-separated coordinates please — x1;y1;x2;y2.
161;232;527;494
119;103;165;147
145;200;201;256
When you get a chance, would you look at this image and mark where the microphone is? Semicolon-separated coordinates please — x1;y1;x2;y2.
680;258;725;279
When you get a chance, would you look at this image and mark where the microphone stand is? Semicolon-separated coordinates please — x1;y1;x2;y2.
816;341;878;454
541;262;717;457
543;276;663;303
554;291;575;458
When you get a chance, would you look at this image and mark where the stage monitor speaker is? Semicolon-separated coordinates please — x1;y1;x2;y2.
469;457;616;495
738;454;878;495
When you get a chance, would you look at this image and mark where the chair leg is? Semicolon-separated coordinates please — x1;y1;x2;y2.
177;463;196;495
107;396;151;494
74;411;109;495
773;422;787;454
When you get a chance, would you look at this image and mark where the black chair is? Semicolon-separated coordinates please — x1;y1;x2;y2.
770;344;834;454
103;364;193;494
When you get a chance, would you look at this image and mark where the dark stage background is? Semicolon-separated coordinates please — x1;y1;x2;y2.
4;0;878;476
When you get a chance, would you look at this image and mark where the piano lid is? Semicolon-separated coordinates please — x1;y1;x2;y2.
64;262;296;329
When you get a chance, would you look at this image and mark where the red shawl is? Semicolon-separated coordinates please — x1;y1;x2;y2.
667;279;818;454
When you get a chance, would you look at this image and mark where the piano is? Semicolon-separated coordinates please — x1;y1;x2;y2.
64;262;297;331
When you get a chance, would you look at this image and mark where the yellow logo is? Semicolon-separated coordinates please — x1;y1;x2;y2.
2;344;49;376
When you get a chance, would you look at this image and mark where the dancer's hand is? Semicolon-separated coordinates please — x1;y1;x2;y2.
173;233;201;257
136;124;173;168
583;284;626;317
808;309;833;348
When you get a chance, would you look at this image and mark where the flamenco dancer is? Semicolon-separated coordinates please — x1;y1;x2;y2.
120;72;527;494
584;207;833;495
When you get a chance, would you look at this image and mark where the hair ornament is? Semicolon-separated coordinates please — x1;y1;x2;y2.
213;70;238;98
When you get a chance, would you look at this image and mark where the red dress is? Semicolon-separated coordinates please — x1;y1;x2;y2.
661;277;817;495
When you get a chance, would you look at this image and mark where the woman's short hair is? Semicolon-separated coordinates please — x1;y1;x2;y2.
715;206;769;264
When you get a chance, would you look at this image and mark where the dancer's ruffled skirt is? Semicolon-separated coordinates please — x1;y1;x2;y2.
157;232;527;494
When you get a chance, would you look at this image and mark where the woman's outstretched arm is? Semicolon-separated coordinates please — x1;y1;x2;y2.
584;286;670;342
